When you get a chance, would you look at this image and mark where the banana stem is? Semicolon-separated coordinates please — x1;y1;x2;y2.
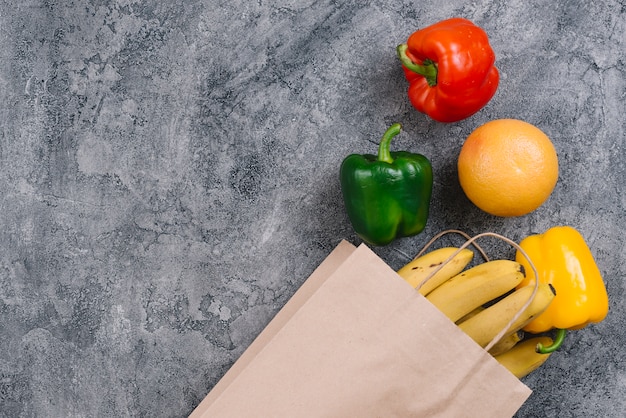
536;328;566;354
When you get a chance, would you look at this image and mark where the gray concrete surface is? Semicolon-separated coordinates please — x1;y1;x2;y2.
1;0;624;417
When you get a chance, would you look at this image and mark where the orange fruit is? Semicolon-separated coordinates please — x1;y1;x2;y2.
457;119;559;217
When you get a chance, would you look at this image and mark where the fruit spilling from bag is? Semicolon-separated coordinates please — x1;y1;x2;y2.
396;228;609;379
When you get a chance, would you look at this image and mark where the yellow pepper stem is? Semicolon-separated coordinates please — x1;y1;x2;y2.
536;328;566;354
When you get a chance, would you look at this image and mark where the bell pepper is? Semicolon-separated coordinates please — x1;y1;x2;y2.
396;17;499;123
340;123;433;246
515;226;609;353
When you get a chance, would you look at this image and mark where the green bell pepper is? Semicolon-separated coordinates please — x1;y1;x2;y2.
340;123;433;246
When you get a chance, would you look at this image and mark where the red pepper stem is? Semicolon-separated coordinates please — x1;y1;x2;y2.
377;123;402;164
536;328;567;354
396;44;438;87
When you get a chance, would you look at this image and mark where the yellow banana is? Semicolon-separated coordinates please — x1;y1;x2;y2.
455;306;484;324
425;259;525;322
494;336;554;379
457;283;556;348
397;247;474;295
487;331;523;357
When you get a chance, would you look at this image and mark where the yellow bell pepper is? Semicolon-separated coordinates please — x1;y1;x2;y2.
515;226;609;335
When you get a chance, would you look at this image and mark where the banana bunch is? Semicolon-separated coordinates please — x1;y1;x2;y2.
398;246;556;379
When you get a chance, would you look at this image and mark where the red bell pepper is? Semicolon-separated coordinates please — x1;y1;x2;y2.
397;18;500;123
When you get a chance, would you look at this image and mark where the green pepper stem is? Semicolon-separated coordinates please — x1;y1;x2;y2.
536;328;567;354
396;44;438;87
377;123;402;164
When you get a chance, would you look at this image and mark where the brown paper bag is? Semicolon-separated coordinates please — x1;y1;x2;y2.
190;241;531;418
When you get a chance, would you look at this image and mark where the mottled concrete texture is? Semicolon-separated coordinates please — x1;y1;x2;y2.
0;0;624;417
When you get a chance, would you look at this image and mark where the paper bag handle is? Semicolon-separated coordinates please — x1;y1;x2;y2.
413;231;540;353
412;229;491;262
